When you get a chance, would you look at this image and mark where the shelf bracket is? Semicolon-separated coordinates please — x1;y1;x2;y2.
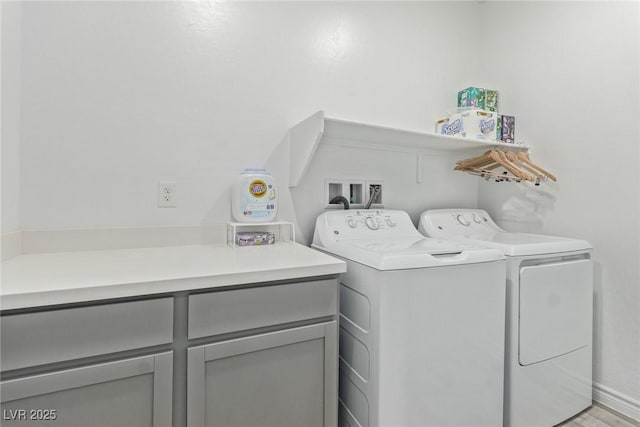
288;111;325;188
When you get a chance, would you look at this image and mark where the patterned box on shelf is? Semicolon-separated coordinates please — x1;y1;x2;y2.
500;115;515;143
458;87;499;112
484;90;498;112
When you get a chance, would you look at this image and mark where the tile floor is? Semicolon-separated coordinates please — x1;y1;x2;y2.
558;403;640;427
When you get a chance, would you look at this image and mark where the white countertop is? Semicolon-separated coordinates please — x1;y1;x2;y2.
0;242;346;311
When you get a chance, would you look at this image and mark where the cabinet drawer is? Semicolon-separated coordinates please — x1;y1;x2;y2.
188;279;338;339
1;298;174;372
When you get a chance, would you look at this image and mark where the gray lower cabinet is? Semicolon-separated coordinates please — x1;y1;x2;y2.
1;352;173;427
0;277;340;427
187;321;337;427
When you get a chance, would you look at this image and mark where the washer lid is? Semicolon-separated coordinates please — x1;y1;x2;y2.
312;210;504;270
418;209;591;257
313;237;504;270
469;232;591;256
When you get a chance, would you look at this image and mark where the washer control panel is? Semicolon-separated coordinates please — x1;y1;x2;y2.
313;209;422;245
456;214;470;226
340;210;402;232
419;209;502;239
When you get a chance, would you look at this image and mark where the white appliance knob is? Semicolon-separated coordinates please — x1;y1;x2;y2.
385;218;396;227
347;219;357;228
473;214;483;224
457;214;470;226
365;217;380;230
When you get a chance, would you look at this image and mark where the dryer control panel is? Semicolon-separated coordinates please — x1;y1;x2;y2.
418;209;592;257
419;209;503;240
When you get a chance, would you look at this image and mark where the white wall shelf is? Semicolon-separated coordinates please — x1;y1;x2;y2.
323;116;529;153
281;111;528;187
264;110;530;243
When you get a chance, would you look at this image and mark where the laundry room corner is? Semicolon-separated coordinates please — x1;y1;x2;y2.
1;1;639;425
475;1;640;418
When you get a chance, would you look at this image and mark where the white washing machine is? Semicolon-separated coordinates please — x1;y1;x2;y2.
418;209;593;427
312;210;507;427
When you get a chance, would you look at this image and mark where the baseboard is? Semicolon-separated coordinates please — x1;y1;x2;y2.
593;382;640;422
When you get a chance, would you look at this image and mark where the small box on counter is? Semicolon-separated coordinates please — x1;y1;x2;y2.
461;109;497;140
458;87;499;112
236;231;275;246
435;113;463;137
500;115;515;143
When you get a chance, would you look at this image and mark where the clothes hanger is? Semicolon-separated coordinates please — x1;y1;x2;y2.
505;151;545;180
493;150;534;182
454;150;495;169
456;149;534;182
515;152;557;182
454;149;555;184
462;168;522;182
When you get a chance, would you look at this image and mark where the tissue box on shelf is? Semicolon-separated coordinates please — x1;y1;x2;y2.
461;109;497;140
458;87;485;109
458;87;498;112
500;115;515;143
435;113;463;137
235;231;275;246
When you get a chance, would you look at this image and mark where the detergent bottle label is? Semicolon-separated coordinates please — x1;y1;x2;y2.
232;169;278;222
249;180;268;198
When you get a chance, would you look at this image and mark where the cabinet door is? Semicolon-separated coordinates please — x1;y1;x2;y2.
187;322;337;427
1;352;173;427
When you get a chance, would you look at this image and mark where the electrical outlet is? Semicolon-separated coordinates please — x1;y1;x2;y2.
158;181;176;208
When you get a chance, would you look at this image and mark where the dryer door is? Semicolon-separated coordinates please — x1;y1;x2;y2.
519;258;592;366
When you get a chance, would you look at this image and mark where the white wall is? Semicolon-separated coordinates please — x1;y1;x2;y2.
1;1;21;233
476;1;640;407
16;1;481;229
4;0;639;413
292;144;480;244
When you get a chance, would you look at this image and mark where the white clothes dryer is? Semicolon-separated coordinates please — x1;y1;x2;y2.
418;209;593;427
312;210;507;427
